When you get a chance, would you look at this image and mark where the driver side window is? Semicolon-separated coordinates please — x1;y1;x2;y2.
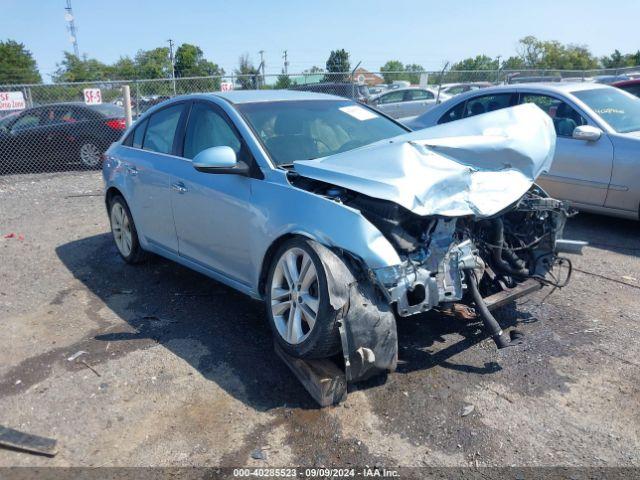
183;102;242;160
520;94;587;138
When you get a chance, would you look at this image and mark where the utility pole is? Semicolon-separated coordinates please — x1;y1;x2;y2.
496;55;502;84
167;39;177;96
258;50;265;87
282;50;289;75
64;0;80;58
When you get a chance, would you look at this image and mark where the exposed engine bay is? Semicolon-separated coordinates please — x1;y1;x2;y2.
290;174;576;347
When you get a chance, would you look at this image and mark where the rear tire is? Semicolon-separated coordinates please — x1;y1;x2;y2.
265;237;341;359
78;139;102;169
108;195;147;264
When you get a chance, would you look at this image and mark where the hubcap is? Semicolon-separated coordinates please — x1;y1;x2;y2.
111;203;133;257
270;247;320;344
80;143;100;167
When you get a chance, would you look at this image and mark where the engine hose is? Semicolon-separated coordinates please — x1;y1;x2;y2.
488;218;528;277
465;271;511;349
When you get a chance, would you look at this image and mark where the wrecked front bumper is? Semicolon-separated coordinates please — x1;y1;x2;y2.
371;194;581;319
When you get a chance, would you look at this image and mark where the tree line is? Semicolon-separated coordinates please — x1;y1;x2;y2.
1;36;638;86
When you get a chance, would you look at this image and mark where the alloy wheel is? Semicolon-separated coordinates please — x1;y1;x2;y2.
270;247;321;344
80;143;101;167
110;202;133;257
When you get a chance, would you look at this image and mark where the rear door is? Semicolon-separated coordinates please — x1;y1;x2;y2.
170;101;253;285
402;89;436;117
119;102;188;254
519;92;614;206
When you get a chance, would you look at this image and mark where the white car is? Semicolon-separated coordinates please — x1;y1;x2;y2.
369;87;450;118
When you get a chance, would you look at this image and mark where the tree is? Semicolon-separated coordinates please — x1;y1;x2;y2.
174;43;224;78
451;55;498;71
235;54;259;89
601;49;640;68
303;66;324;74
512;36;598;70
404;63;425;84
324;49;350;82
109;56;137;80
380;60;405;84
0;40;41;84
274;73;292;89
134;47;172;79
53;52;110;82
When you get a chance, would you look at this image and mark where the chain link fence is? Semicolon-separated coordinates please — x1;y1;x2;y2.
1;66;639;176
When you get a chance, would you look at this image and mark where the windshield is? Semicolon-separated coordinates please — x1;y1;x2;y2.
237;100;407;165
572;88;640;133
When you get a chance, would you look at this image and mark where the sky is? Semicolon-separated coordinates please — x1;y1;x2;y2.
3;0;640;81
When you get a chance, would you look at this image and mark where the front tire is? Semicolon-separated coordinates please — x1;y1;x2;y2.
109;195;147;264
266;237;341;359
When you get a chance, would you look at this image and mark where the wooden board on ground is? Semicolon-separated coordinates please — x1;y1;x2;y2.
274;342;347;407
0;425;57;457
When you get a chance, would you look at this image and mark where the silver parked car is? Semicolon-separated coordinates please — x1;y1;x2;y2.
103;90;575;383
369;87;450;118
404;83;640;220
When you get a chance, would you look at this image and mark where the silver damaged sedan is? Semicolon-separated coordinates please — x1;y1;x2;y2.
103;91;577;382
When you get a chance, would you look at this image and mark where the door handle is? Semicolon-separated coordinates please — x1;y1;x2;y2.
126;165;138;175
171;182;187;194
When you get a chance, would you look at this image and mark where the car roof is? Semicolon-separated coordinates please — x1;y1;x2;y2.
209;89;345;104
450;81;612;98
370;86;433;99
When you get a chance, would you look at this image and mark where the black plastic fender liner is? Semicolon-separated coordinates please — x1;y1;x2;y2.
307;240;398;382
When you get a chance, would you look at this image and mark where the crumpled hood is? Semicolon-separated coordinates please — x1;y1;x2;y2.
293;103;556;217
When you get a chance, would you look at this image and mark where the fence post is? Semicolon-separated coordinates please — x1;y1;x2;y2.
134;80;140;117
122;85;133;127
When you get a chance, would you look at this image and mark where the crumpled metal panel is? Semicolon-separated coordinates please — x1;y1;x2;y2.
293;104;556;217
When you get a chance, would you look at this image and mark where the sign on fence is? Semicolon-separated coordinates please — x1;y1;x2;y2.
83;88;102;105
0;91;26;111
220;82;234;92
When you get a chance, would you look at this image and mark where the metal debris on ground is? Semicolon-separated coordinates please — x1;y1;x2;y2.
461;404;475;417
250;448;266;460
67;350;87;362
0;425;58;457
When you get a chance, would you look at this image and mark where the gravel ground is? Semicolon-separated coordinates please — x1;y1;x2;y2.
0;171;639;469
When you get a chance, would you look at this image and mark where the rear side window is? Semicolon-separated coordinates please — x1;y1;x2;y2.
143;104;184;154
183;103;241;159
131;118;148;148
438;101;466;124
464;93;516;117
406;90;434;101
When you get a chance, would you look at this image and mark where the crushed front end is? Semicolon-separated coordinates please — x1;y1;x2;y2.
363;185;578;347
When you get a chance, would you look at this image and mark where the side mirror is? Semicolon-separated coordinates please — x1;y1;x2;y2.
192;146;249;175
572;125;602;142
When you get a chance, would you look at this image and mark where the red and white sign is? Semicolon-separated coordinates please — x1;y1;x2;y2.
0;91;26;111
83;88;102;105
220;82;234;92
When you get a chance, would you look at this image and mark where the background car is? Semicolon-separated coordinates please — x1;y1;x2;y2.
439;82;492;96
290;82;370;103
613;79;640;98
403;83;640;220
369;87;450;118
0;102;126;173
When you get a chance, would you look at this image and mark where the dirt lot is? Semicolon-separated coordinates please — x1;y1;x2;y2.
0;171;639;468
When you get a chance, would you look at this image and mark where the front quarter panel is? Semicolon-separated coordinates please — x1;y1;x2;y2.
248;171;402;291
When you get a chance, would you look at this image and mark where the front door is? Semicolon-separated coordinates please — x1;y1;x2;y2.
170;101;253;285
519;93;614;206
120;103;187;254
